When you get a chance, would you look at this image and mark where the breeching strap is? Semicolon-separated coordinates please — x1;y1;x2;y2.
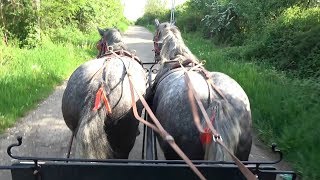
182;66;258;180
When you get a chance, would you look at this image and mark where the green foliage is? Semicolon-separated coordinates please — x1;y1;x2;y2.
200;2;240;43
144;0;167;15
245;7;320;79
0;0;129;47
40;0;128;32
136;11;169;26
0;0;38;46
0;29;97;133
136;0;170;26
173;3;203;33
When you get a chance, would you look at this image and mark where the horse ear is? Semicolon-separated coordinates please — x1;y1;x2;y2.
155;19;160;27
171;20;176;26
97;27;104;37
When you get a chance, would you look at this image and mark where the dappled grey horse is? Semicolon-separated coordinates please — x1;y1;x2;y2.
62;28;146;159
148;20;252;161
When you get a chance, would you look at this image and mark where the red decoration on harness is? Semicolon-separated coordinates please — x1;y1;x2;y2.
93;88;103;110
93;87;112;114
200;108;216;145
200;131;212;145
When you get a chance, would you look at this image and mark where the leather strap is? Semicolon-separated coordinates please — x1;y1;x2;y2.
127;74;206;180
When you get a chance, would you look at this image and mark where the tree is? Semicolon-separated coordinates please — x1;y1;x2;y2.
145;0;167;13
0;0;37;45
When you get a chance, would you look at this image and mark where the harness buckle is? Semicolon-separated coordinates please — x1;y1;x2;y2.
108;46;113;52
213;134;222;142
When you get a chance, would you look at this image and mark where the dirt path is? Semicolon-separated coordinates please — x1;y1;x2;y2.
0;26;291;179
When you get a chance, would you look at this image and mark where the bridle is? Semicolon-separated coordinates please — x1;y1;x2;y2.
153;30;162;62
95;36;142;65
96;36;109;58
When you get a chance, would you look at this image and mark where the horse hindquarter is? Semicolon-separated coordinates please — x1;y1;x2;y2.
152;70;252;161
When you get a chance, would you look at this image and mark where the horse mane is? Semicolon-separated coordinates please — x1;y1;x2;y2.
159;24;199;64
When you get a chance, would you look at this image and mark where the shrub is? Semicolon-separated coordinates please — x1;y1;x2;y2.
246;7;320;79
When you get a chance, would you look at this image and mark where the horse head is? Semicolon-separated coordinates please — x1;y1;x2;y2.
154;19;174;43
153;19;199;67
153;19;175;62
96;27;127;58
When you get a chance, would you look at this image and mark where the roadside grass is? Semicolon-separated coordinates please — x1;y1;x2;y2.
182;33;320;179
0;31;99;133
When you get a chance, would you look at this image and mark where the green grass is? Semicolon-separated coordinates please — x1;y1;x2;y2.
0;31;99;133
180;33;320;179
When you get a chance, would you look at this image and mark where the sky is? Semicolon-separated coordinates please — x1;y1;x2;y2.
122;0;187;21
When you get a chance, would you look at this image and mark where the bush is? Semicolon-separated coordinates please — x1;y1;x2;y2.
136;11;169;26
0;0;38;46
246;7;320;79
0;0;129;47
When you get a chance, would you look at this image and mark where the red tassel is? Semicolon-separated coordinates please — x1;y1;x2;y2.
102;91;112;114
200;108;216;145
200;130;212;145
93;87;112;114
93;87;103;111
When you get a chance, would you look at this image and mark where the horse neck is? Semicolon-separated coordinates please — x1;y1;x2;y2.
160;34;198;64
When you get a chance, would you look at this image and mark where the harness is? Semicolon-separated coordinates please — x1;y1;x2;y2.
153;30;162;62
93;42;143;112
97;38;142;65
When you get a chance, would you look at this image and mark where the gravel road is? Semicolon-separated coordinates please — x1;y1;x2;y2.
0;26;292;180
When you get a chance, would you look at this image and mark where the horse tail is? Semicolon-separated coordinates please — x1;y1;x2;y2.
74;110;113;159
203;98;242;161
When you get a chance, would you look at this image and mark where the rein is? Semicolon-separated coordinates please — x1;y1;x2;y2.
100;48;142;65
108;50;207;180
